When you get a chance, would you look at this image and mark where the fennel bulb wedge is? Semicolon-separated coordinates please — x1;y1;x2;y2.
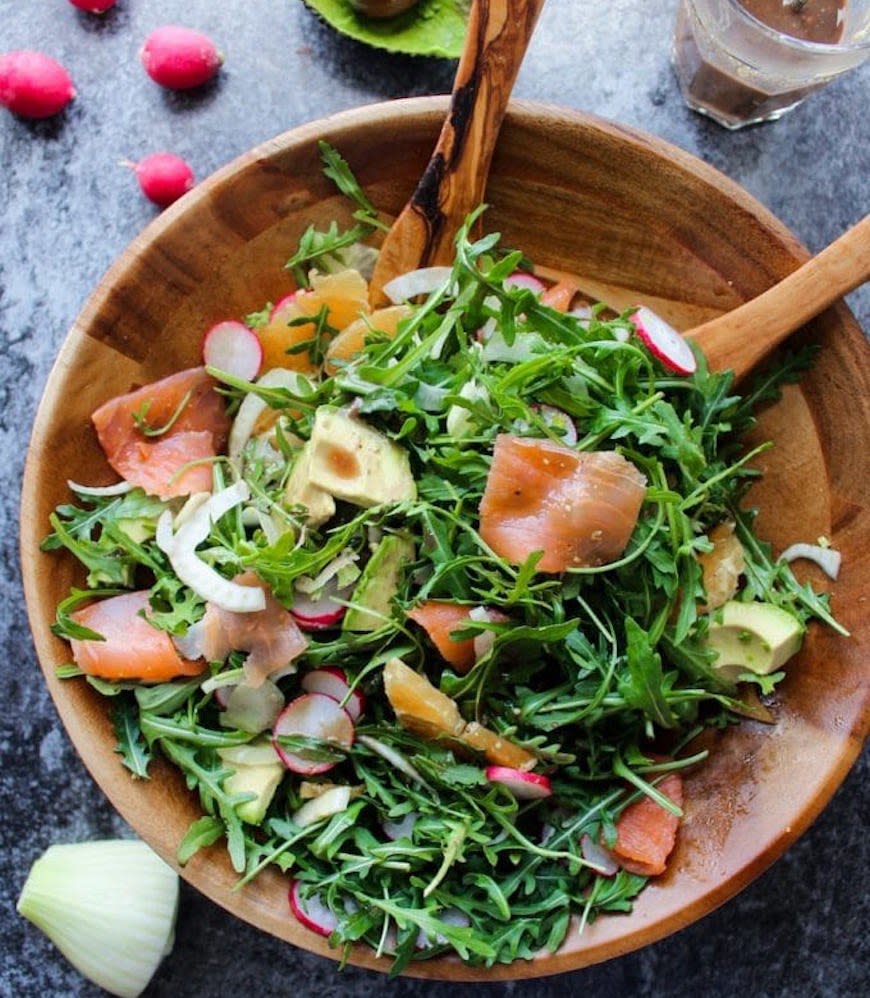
17;839;179;998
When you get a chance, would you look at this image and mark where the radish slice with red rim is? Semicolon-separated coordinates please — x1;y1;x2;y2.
288;880;339;937
290;588;347;632
486;766;552;799
272;693;354;775
629;306;697;375
269;293;297;322
202;320;263;381
301;667;365;722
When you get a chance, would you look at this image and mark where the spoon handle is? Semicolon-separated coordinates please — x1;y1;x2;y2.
687;213;870;378
369;0;546;303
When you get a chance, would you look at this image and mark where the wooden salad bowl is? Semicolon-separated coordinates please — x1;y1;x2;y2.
19;98;870;980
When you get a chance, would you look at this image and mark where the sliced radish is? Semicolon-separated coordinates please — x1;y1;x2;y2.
486;766;552;800
289;880;339;937
290;582;348;632
202;320;263;381
269;293;297;322
292;785;352;828
382;810;419;841
301;667;365;722
273;693;354;775
630;306;697;375
504;270;546;294
382;266;452;304
580;833;619;877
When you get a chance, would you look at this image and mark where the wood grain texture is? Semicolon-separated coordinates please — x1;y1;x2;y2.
19;98;870;981
369;0;546;301
688;213;870;377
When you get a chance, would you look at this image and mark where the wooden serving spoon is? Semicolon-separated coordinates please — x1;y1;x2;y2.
687;213;870;379
369;0;547;304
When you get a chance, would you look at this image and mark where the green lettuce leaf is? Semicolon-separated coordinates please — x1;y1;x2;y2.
302;0;469;58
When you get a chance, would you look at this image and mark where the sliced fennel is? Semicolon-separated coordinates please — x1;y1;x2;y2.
17;839;179;998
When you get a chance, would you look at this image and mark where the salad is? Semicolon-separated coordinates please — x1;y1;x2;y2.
45;144;844;972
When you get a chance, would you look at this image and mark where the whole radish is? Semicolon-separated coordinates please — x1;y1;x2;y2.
126;153;195;208
139;26;223;90
0;51;75;119
67;0;118;12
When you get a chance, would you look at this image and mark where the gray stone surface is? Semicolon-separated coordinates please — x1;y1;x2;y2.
1;1;867;996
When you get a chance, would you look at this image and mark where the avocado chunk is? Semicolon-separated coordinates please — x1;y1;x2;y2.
284;440;336;527
705;600;804;681
306;407;416;508
343;532;415;632
218;749;284;825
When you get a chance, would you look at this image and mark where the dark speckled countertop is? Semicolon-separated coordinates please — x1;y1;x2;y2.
1;1;867;996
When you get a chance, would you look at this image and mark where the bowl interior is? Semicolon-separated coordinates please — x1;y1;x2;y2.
20;97;870;980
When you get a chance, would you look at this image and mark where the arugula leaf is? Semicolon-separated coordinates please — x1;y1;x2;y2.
177;815;225;866
112;697;152;778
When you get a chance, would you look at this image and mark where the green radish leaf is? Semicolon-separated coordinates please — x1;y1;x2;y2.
301;0;469;58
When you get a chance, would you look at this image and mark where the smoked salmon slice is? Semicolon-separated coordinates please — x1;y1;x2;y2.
407;602;477;673
479;435;647;573
92;367;231;500
70;590;205;682
200;572;308;687
612;772;683;876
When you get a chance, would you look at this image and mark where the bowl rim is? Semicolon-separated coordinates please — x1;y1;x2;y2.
19;96;869;981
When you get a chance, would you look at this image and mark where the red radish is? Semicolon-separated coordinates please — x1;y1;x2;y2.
504;270;546;294
202;321;263;381
630;306;698;375
486;766;552;800
68;0;117;12
290;584;347;632
269;294;297;322
273;693;354;775
139;26;223;90
0;51;75;119
288;880;339;937
127;152;195;208
580;833;619;877
301;667;365;722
